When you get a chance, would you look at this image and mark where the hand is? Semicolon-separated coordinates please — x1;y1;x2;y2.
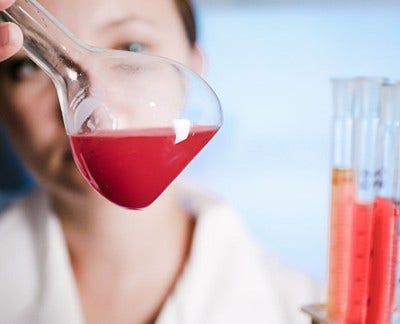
0;0;22;61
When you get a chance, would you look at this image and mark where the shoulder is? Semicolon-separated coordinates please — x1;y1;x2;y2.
165;183;319;323
0;188;49;242
260;249;320;323
0;189;50;322
200;203;319;323
200;202;319;305
0;189;83;324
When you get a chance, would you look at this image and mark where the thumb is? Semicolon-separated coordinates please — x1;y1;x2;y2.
0;22;23;61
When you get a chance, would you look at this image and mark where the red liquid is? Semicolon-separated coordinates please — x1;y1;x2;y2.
366;197;397;324
327;169;355;322
69;126;218;209
327;169;374;323
346;201;374;323
390;205;399;312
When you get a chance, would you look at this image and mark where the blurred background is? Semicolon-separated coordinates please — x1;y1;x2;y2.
1;0;400;289
185;0;400;285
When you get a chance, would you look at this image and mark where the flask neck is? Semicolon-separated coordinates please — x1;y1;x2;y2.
0;0;88;85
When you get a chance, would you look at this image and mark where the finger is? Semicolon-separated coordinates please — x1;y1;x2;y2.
0;0;15;11
0;22;23;61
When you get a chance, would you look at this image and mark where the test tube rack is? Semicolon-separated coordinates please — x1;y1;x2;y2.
301;304;329;324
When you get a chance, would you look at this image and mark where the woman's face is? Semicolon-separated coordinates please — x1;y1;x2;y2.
0;0;202;195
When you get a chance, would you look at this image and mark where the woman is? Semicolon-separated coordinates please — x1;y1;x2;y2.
0;0;319;323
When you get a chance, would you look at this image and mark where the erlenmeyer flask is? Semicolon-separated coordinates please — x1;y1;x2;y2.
0;0;223;209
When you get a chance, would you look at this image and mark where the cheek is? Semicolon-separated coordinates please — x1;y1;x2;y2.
156;43;193;68
0;77;66;165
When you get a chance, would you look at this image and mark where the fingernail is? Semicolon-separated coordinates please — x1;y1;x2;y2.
0;24;10;46
8;23;21;44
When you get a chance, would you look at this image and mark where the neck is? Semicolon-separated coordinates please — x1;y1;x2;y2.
49;183;195;323
50;183;191;265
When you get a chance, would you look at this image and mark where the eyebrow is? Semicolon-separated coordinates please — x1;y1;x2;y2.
99;14;149;32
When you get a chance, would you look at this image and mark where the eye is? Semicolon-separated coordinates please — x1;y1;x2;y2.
121;42;145;53
1;58;40;82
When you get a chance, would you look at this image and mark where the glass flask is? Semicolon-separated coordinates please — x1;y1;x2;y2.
0;0;223;209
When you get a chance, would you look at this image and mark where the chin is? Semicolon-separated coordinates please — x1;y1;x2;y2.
52;151;90;194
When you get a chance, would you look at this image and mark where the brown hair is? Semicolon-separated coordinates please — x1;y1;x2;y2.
175;0;197;46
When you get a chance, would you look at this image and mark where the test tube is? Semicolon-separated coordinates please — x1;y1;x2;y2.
326;78;384;323
347;78;383;323
327;78;357;321
366;83;400;324
391;83;400;324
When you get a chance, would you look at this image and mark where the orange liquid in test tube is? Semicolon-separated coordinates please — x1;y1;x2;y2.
327;168;355;321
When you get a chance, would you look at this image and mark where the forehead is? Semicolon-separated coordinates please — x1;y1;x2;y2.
40;0;180;39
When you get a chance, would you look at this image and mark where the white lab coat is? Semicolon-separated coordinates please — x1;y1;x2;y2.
0;185;319;324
